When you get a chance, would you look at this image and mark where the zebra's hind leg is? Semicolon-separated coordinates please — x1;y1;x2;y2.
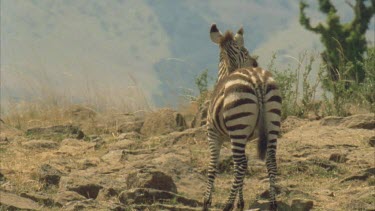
223;140;247;211
203;128;222;211
236;157;247;210
266;142;278;211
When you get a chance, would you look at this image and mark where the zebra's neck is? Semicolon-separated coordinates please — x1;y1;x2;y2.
217;51;235;81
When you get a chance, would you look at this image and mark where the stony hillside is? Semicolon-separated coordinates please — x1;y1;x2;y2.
0;106;374;210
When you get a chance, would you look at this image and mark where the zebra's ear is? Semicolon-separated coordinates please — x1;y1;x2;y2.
234;27;244;47
210;23;223;44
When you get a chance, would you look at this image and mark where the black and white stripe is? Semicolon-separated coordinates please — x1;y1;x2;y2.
203;24;281;211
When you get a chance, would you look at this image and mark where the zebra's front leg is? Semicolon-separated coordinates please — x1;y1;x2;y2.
266;143;278;211
203;128;222;211
223;140;247;211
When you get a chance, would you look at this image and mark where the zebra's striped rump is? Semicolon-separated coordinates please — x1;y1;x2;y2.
208;67;281;159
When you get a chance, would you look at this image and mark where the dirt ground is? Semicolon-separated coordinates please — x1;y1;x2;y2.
0;107;374;210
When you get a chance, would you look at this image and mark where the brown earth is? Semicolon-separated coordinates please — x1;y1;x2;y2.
0;107;374;211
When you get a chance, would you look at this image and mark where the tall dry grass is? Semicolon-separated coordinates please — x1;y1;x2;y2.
1;68;152;130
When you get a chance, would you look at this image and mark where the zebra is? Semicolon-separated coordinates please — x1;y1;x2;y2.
202;24;282;211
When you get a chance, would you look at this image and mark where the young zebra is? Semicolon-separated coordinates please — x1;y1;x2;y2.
203;24;282;211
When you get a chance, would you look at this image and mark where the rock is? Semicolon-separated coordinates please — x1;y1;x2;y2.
97;113;144;134
59;176;103;199
77;158;100;170
141;108;187;136
21;140;59;149
64;105;97;121
38;164;64;187
0;191;41;210
341;167;375;183
132;204;204;211
58;138;96;156
248;200;290;210
340;114;375;129
321;114;375;130
26;125;85;141
108;139;137;150
96;188;118;201
118;188;201;207
126;169;177;193
62;199;106;211
368;136;375;147
117;121;143;133
309;158;337;171
320;116;344;126
118;131;142;140
329;153;348;163
54;191;86;207
87;135;105;148
20;192;55;207
259;185;289;199
101;150;126;164
191;101;209;128
291;199;314;211
0;171;6;183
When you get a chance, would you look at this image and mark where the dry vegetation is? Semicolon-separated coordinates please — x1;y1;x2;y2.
0;50;374;210
0;99;374;210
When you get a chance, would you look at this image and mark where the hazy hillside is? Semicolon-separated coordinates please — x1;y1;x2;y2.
1;0;374;110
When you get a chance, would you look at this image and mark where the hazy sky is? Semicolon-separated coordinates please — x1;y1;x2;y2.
1;0;374;111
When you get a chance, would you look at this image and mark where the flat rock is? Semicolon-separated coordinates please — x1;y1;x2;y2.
126;169;177;193
26;125;85;140
117;121;143;133
63;105;97;121
108;139;137;150
101;150;126;164
119;188;201;207
0;191;41;210
59;175;103;199
53;191;86;207
21;139;59;149
248;200;290;211
321;114;375;130
117;131;143;140
20;192;55;207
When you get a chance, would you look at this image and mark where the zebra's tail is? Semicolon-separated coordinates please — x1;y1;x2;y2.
257;96;267;160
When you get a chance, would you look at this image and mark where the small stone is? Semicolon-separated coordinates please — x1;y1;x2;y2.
126;169;177;193
368;136;375;147
329;153;348;163
38;164;64;187
291;199;314;211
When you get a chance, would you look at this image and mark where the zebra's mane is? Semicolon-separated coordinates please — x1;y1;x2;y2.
219;31;235;46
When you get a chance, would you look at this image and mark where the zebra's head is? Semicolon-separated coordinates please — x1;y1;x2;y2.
210;24;258;79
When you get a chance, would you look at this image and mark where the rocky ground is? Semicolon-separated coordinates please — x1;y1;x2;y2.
0;106;374;211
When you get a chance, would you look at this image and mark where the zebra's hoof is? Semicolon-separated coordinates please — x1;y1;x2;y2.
237;200;244;210
269;202;278;211
223;203;234;211
202;198;211;211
